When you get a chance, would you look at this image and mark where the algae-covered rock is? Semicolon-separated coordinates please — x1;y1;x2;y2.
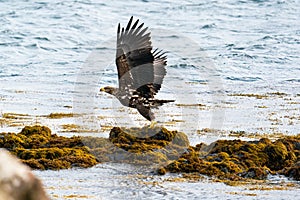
241;167;269;180
20;125;52;137
0;125;189;169
97;126;190;165
278;135;300;180
0;125;98;170
281;161;300;181
162;134;300;181
109;126;189;153
3;124;299;183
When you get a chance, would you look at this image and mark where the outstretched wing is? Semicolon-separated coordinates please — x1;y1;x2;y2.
115;16;167;99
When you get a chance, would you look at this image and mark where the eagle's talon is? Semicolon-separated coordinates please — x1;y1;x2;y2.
149;121;157;129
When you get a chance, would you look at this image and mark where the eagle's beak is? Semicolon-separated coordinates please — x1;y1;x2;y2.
100;87;105;92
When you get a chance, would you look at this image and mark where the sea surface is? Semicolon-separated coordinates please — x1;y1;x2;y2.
1;0;300;199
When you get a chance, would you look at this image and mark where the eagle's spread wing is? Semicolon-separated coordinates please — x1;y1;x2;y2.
115;16;167;99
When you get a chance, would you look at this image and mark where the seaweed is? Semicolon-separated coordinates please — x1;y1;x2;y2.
2;124;299;183
0;125;189;169
91;126;190;165
162;135;300;181
0;125;97;170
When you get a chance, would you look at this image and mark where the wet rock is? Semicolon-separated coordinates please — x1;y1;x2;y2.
281;161;300;181
0;149;49;200
0;125;98;170
157;167;167;175
241;167;269;180
3;124;299;182
81;126;190;166
19;125;52;138
109;126;189;152
1;125;189;169
162;134;300;181
100;126;190;165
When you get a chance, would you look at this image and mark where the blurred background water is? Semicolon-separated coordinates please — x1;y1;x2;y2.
1;0;299;135
1;0;300;199
1;0;299;134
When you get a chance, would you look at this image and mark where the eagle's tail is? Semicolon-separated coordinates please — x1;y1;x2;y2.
151;99;175;107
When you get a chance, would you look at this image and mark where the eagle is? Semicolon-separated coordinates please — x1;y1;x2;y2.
100;16;174;121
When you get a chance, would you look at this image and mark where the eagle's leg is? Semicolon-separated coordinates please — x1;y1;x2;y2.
149;120;157;129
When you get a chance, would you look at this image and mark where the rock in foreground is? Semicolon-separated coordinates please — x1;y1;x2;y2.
0;149;49;200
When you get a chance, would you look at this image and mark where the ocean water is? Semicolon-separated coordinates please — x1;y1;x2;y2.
1;0;300;199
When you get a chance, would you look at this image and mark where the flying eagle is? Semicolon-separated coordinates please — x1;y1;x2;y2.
100;16;174;121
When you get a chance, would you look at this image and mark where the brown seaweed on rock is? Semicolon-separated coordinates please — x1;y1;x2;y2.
109;126;188;152
84;126;190;166
2;124;299;182
0;125;190;170
160;135;300;181
0;125;97;170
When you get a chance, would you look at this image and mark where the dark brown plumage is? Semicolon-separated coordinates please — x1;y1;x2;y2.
100;16;174;121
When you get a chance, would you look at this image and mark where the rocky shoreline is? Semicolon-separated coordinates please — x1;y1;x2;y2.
1;125;299;183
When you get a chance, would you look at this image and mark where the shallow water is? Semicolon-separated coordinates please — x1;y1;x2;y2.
1;0;300;199
34;163;300;200
1;0;299;135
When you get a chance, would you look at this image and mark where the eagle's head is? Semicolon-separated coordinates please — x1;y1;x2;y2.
100;86;117;95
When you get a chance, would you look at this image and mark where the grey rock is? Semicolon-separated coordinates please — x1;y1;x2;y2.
0;149;49;200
